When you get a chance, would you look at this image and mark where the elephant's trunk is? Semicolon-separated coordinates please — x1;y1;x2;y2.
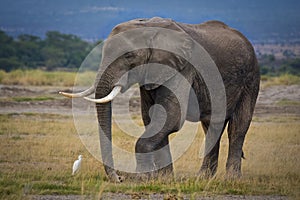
95;73;124;182
97;102;115;179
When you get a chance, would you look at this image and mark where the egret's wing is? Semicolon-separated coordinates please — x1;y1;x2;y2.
72;160;80;174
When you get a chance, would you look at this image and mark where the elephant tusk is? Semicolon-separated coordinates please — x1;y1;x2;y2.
84;86;122;103
59;86;95;98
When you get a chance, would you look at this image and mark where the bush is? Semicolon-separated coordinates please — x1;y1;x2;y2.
259;57;300;76
0;58;23;71
0;31;95;71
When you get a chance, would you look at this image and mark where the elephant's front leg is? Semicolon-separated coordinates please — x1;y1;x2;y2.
137;88;174;178
135;107;175;179
153;136;173;177
135;88;181;180
135;131;174;180
136;136;174;180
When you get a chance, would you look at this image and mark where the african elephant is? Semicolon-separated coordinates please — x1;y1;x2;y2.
60;17;260;182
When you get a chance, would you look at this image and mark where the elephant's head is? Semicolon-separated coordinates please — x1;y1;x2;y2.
87;17;194;99
60;17;195;181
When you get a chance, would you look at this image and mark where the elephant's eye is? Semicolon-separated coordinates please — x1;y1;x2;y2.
124;52;134;59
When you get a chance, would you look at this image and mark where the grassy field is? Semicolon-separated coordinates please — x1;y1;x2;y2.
1;69;300;87
0;70;299;199
0;113;299;199
0;69;96;87
260;74;300;88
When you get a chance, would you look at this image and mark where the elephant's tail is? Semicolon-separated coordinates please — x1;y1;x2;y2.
242;150;246;159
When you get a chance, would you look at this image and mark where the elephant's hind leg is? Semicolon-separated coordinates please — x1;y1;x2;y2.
226;92;256;177
199;120;227;177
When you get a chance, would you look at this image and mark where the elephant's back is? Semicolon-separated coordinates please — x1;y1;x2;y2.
181;20;260;106
182;21;257;77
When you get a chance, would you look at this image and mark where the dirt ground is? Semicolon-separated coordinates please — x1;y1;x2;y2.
1;84;299;118
0;84;299;200
31;193;289;200
255;84;300;118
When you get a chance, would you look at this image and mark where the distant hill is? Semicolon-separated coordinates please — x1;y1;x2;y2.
0;0;300;43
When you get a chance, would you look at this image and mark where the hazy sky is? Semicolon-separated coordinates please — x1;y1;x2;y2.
0;0;299;41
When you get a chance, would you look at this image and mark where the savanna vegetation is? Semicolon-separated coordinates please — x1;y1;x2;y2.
0;113;299;199
0;30;299;77
0;30;299;199
0;69;299;88
259;55;300;76
0;69;95;86
0;30;98;72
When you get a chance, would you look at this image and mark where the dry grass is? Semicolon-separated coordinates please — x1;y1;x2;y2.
0;113;299;199
0;69;299;198
0;70;95;86
1;70;299;89
0;113;104;199
260;74;300;89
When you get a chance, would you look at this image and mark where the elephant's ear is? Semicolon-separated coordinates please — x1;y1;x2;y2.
143;27;194;90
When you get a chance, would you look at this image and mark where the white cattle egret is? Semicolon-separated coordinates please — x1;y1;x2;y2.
72;155;82;175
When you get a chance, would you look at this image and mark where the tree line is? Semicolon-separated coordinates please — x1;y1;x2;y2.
0;30;299;75
259;54;300;76
0;30;96;71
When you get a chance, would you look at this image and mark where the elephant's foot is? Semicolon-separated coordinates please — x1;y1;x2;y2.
198;168;216;179
113;171;153;182
225;160;242;179
198;159;218;179
134;163;174;182
109;168;174;183
136;172;152;182
104;166;125;182
130;164;174;182
155;164;174;180
108;170;125;183
134;171;173;182
225;171;242;180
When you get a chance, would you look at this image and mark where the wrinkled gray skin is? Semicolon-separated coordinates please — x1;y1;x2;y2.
92;17;260;181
